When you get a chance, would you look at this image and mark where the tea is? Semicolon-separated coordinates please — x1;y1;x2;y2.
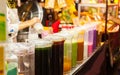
34;39;52;75
77;40;84;61
51;41;64;75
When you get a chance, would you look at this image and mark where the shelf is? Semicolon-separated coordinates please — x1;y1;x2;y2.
65;45;103;75
78;3;118;18
65;42;108;75
79;3;118;7
71;47;99;75
79;3;106;8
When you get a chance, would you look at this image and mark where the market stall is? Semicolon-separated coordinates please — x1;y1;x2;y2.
0;0;120;75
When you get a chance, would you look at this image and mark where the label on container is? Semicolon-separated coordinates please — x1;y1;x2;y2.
0;13;6;42
0;46;4;75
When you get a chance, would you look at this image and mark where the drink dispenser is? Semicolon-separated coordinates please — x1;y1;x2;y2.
44;34;65;75
5;49;18;75
69;29;78;67
88;29;94;56
84;29;89;59
93;26;97;51
5;43;18;75
77;30;85;62
88;26;97;57
34;39;53;75
6;43;35;75
54;30;73;73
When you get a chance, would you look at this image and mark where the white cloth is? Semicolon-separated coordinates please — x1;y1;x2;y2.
7;7;20;34
7;7;20;42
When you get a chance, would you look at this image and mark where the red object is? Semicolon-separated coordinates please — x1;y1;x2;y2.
46;20;49;26
52;20;60;33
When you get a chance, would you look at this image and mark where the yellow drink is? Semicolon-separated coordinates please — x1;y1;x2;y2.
0;45;4;75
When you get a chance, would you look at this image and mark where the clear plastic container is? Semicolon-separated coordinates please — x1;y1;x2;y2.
53;30;73;73
6;52;18;75
44;34;65;75
69;29;78;68
77;30;85;62
88;29;94;56
6;43;35;75
34;39;53;75
84;29;89;59
5;43;18;75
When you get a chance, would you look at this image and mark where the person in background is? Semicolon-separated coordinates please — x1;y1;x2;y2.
7;0;42;42
38;1;47;26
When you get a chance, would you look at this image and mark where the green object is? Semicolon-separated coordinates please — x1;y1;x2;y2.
71;41;77;67
7;63;17;75
64;41;71;56
0;13;6;42
35;47;52;75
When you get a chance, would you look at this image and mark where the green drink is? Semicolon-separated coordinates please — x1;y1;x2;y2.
35;47;52;75
7;63;17;75
35;39;52;75
72;41;77;67
0;13;6;42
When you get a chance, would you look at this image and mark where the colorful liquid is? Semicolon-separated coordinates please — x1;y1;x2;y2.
64;57;71;72
93;30;97;50
64;41;71;57
35;47;52;75
7;63;17;75
0;13;6;42
84;42;88;59
77;40;84;61
88;43;93;56
51;41;64;75
72;41;77;67
0;46;4;75
64;41;72;72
